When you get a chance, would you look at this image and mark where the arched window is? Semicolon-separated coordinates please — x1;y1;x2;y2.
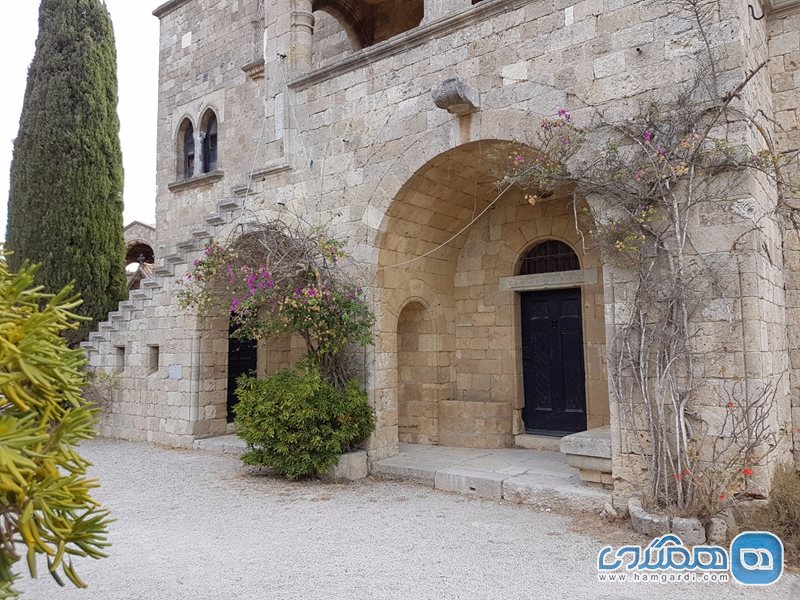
518;240;580;276
178;119;195;180
202;113;218;173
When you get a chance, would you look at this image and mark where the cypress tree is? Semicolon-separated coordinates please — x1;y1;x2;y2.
6;0;126;345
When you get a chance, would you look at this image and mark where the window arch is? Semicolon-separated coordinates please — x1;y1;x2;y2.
201;110;219;173
177;118;195;180
518;240;580;276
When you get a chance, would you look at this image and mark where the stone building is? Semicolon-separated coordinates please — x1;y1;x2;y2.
84;0;800;503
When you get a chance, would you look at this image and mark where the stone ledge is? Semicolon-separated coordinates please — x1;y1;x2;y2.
241;58;266;81
288;0;532;91
500;268;598;292
153;0;192;19
168;170;224;193
560;427;613;489
560;426;611;459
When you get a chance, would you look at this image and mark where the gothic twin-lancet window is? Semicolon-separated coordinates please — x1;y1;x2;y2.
177;109;219;180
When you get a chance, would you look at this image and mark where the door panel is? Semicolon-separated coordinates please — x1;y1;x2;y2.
521;288;587;435
227;325;258;423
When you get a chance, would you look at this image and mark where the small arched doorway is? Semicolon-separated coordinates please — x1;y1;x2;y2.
397;301;441;444
518;240;587;436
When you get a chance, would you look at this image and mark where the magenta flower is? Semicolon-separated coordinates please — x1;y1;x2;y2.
642;131;653;143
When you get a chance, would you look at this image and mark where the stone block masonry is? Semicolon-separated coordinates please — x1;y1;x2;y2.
84;0;800;503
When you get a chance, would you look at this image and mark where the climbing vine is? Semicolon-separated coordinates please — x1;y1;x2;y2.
503;36;799;516
178;219;374;390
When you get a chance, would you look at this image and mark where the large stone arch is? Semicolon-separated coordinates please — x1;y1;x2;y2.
368;138;611;455
360;106;557;247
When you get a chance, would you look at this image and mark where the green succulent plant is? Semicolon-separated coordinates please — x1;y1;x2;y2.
0;258;111;598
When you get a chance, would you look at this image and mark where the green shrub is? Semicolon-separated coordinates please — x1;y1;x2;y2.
741;463;800;565
233;367;375;480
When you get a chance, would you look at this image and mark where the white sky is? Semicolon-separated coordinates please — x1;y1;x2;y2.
1;2;161;242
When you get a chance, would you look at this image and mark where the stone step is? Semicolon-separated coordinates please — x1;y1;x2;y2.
130;289;150;300
153;263;172;276
218;197;241;211
177;239;197;252
98;322;115;332
231;184;250;198
140;279;162;290
89;331;109;344
119;301;136;311
205;213;226;226
164;252;184;264
80;341;97;353
109;311;125;322
372;444;610;513
192;227;212;239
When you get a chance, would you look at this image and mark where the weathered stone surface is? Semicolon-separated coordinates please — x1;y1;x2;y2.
86;0;798;507
671;516;706;546
431;77;481;115
706;517;728;545
503;473;611;513
560;427;612;459
628;496;670;538
321;450;369;482
434;467;505;499
193;434;246;457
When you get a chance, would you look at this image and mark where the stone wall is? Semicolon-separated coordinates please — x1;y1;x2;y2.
83;0;798;492
770;8;800;467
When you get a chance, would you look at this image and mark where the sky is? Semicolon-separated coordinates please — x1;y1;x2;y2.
1;2;161;242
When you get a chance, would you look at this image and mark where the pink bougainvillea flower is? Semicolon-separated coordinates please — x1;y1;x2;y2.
742;467;753;477
642;131;653;143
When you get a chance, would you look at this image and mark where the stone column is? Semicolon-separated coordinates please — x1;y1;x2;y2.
194;131;206;177
424;0;473;23
289;0;315;74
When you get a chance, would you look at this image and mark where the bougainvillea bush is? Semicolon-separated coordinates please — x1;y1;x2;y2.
178;222;374;389
178;219;376;477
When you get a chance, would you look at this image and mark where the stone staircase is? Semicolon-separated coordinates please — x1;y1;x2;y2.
80;186;257;361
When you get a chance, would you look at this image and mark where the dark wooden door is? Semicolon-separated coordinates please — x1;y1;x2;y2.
227;325;258;423
521;288;587;435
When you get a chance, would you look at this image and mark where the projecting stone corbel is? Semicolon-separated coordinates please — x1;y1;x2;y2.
432;78;480;116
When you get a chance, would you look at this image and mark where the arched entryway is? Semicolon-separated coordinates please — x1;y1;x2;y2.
517;241;587;436
372;140;610;451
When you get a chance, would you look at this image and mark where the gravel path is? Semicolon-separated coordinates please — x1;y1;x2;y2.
16;439;800;600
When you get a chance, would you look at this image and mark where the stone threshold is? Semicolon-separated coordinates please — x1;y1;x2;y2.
193;437;611;512
373;443;610;513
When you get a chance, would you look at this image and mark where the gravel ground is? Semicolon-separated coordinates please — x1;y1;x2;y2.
16;439;800;600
